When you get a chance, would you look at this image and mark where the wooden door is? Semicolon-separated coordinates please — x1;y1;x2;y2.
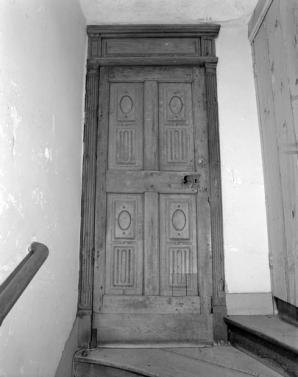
93;66;213;346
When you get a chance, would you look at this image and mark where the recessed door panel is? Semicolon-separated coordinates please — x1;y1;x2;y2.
108;83;143;170
105;194;143;295
160;194;198;296
159;83;195;171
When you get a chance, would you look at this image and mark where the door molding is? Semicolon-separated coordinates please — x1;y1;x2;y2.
77;24;226;347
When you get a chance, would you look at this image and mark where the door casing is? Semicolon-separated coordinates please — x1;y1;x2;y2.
77;24;226;348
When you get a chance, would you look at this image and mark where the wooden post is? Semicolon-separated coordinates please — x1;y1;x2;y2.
77;66;99;348
205;62;227;342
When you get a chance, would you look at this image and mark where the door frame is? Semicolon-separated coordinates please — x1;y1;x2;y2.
77;24;226;347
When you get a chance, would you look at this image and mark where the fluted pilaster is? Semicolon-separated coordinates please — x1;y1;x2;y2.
205;62;227;342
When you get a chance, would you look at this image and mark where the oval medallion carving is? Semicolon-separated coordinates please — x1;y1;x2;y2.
172;209;187;231
120;95;133;114
118;210;132;231
169;96;183;114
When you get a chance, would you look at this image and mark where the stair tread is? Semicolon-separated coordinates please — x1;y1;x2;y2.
75;346;283;376
225;315;298;354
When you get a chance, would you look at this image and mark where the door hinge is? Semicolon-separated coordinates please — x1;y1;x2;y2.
253;62;257;78
269;252;274;269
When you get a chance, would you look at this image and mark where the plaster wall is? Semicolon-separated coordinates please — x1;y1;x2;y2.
217;20;271;294
79;0;271;297
0;1;86;376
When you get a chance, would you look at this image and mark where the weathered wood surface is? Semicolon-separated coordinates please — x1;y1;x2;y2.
144;193;159;296
193;67;212;315
93;68;109;316
84;28;226;345
252;19;288;301
205;62;227;342
102;295;201;314
248;0;273;42
94;314;213;346
74;347;283;377
266;0;298;307
74;363;142;377
106;170;200;193
165;347;284;377
226;315;298;354
251;0;298;307
109;67;194;82
105;194;143;296
159;194;198;297
78;67;99;347
144;81;158;170
92;64;226;344
276;297;298;326
88;56;218;68
281;0;298;307
226;315;298;377
102;38;200;57
87;24;221;36
281;0;298;101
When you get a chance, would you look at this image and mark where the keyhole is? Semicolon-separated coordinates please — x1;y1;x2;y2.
183;176;189;184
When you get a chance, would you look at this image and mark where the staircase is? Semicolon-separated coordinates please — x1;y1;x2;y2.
73;345;284;377
225;315;298;377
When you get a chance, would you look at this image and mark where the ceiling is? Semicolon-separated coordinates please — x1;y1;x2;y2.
79;0;258;25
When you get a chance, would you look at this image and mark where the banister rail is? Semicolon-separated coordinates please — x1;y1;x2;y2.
0;242;49;326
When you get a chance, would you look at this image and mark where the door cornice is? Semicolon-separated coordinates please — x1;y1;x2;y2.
87;24;220;38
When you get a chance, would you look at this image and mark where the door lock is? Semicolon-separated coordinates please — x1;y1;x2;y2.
182;174;201;190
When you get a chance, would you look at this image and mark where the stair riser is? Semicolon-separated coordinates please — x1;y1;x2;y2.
228;325;298;377
74;362;146;377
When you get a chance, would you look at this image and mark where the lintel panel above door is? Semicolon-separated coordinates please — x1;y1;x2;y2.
102;38;201;57
87;24;220;65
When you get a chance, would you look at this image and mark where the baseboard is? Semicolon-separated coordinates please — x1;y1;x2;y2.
226;293;273;315
55;317;79;377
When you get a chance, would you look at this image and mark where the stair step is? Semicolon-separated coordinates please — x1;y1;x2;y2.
225;315;298;377
74;346;283;377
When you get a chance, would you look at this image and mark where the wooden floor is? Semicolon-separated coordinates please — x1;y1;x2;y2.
74;345;283;377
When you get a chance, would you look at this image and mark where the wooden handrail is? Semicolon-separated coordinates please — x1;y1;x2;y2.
0;242;49;326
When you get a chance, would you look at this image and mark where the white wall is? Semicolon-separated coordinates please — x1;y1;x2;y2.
217;19;271;294
79;0;258;25
0;1;86;376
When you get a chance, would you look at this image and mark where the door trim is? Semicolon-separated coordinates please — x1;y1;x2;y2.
77;24;226;347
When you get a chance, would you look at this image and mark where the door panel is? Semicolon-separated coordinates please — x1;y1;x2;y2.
94;66;212;346
105;194;143;295
160;194;198;296
108;83;143;170
159;83;195;171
